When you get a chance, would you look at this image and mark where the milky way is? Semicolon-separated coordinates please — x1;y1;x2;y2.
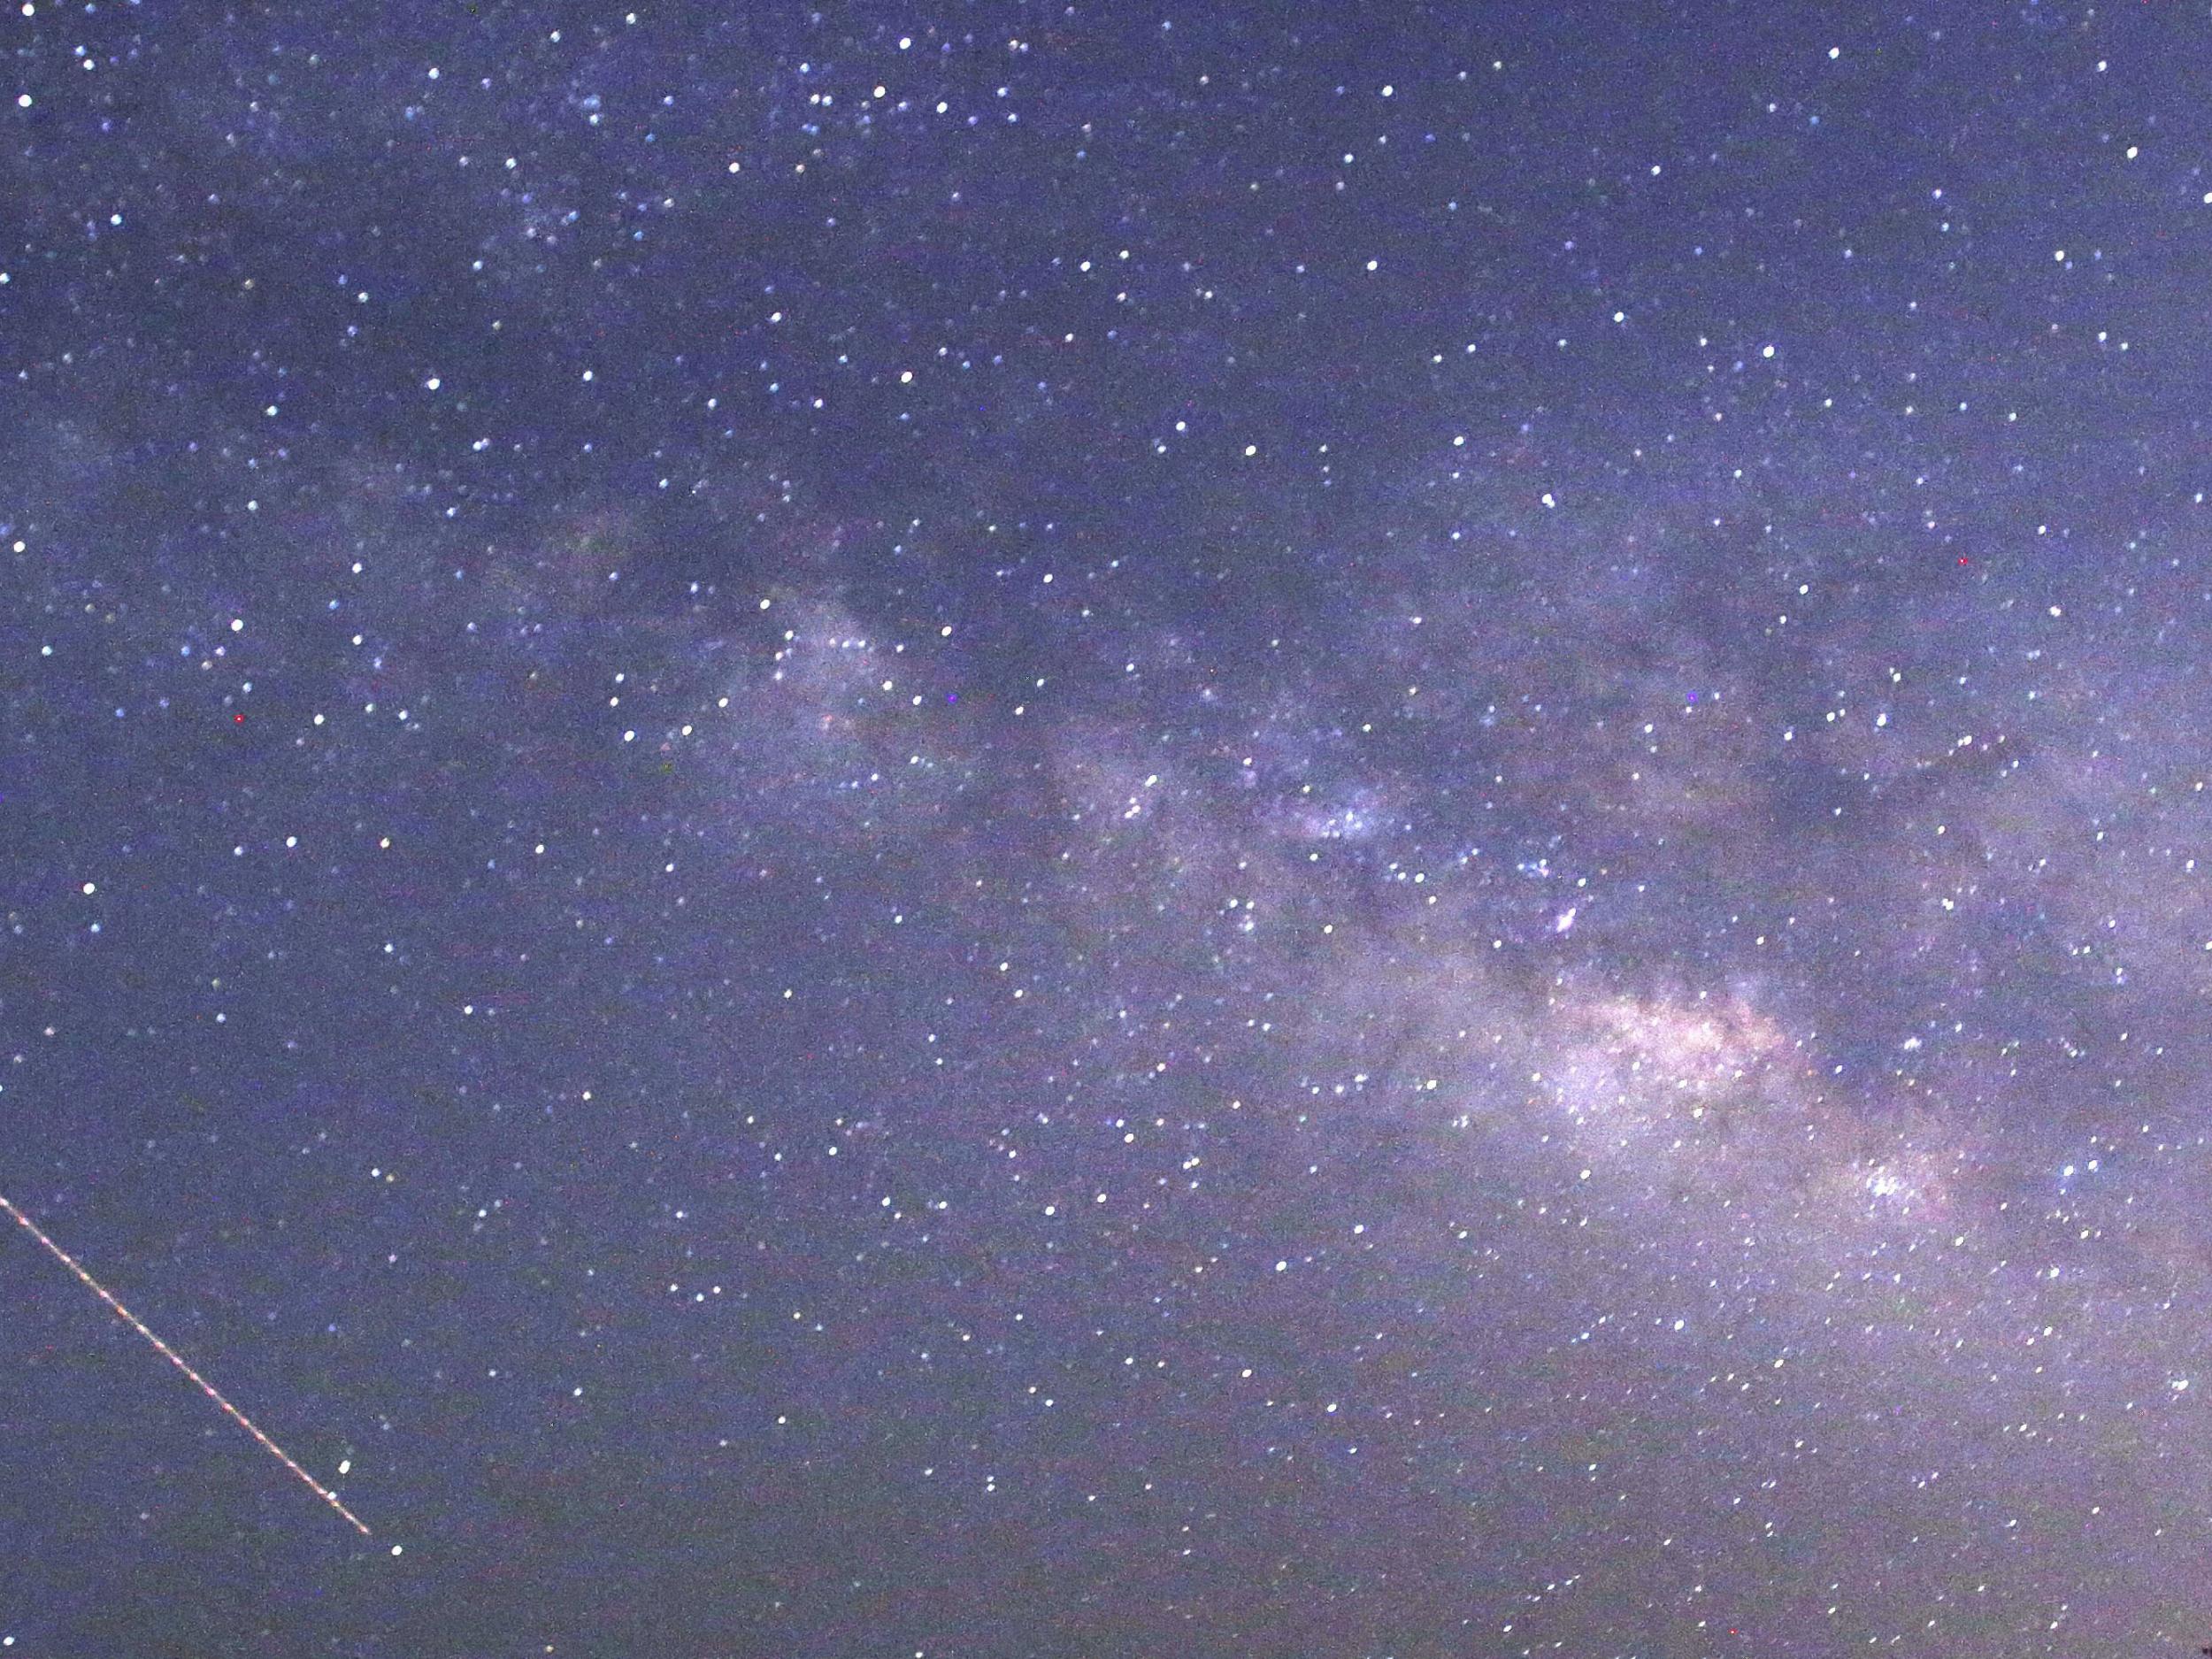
5;3;2212;1655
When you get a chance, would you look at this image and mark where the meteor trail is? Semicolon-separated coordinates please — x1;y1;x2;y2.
0;1191;372;1538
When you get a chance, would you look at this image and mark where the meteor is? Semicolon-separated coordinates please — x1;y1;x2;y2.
0;1190;372;1538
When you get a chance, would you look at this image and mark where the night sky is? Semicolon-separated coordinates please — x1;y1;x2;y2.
5;2;2212;1655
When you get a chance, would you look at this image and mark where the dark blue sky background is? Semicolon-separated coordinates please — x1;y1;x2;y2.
6;2;2212;1654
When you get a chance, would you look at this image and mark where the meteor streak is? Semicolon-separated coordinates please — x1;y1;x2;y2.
0;1191;371;1538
